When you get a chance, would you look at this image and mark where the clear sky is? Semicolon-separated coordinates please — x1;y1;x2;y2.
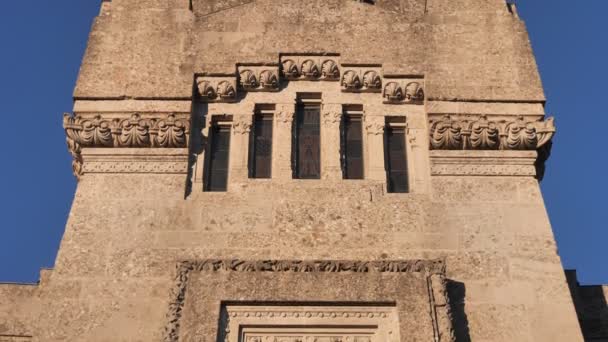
0;1;606;285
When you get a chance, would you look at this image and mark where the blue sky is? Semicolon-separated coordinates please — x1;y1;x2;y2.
0;1;606;285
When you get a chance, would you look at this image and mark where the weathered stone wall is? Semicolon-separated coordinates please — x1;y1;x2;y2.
28;171;582;341
75;0;543;102
9;0;586;341
0;283;38;341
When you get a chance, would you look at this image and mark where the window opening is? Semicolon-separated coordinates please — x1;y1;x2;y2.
205;121;231;192
384;118;409;193
249;106;274;179
341;106;364;180
293;97;321;179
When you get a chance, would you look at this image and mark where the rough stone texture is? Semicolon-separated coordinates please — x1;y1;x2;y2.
75;0;544;102
0;0;594;341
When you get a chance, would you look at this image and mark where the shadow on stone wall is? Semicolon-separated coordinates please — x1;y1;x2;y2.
566;270;608;341
447;280;471;342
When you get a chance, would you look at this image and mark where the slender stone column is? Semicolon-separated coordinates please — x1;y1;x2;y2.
230;114;253;182
274;103;295;180
364;115;386;181
321;104;343;180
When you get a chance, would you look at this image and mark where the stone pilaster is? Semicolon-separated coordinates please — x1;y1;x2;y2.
364;115;386;181
230;114;253;182
321;104;343;180
274;103;295;180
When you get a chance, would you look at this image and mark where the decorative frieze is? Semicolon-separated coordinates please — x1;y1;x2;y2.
281;55;341;81
429;115;555;151
238;66;280;92
430;150;538;176
196;76;238;102
383;78;425;104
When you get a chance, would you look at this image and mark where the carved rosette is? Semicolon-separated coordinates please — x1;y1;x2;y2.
383;80;424;104
429;115;555;151
281;56;340;81
63;113;190;178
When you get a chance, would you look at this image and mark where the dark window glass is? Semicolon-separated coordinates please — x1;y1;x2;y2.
341;115;364;179
249;114;273;178
384;127;409;193
205;125;231;192
294;104;321;179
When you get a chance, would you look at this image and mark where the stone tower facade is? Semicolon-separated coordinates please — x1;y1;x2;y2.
0;0;589;341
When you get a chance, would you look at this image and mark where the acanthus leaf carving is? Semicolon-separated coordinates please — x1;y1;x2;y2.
63;113;190;179
429;115;556;151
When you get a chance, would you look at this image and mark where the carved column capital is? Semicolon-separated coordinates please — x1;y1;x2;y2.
275;104;295;124
232;115;253;135
365;116;385;135
322;104;343;124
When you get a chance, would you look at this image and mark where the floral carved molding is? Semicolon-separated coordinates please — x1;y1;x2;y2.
63;113;190;177
429;115;555;151
163;259;452;342
195;54;425;104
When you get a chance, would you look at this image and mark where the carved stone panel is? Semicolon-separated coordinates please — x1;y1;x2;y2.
280;56;341;82
196;75;238;102
163;259;454;342
238;65;280;92
341;66;383;93
382;77;425;104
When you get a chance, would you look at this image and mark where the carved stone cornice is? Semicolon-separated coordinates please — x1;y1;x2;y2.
429;115;555;151
63;113;190;178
